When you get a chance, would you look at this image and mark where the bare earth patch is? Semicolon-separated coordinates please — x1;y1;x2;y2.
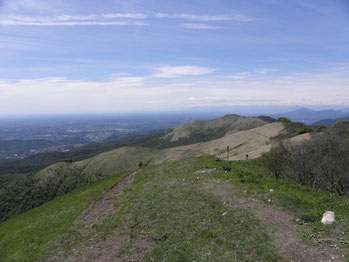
193;168;217;174
43;171;154;262
203;180;349;262
78;171;137;227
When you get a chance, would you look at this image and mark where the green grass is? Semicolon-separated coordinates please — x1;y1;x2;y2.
208;158;349;249
52;157;282;261
0;171;127;262
2;155;349;261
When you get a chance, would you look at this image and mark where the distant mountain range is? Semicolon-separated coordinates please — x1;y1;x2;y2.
271;107;349;125
312;116;349;127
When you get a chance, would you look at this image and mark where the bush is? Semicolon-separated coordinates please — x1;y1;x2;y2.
263;129;349;196
297;126;312;135
315;125;326;133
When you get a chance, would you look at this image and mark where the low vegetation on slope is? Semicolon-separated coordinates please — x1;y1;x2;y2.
1;156;348;261
0;171;127;262
0;147;160;222
0;120;289;222
264;121;349;196
163;114;272;142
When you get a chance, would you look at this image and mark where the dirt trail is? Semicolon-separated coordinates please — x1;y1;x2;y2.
44;172;138;262
78;171;137;227
203;179;348;262
66;170;155;262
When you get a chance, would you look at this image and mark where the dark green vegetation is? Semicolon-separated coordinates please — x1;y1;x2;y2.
1;156;348;261
273;117;310;139
0;172;126;262
227;159;349;250
0;146;156;222
264;121;349;196
0;140;58;154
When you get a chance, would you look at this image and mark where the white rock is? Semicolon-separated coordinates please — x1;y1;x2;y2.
321;211;335;225
269;189;274;192
222;211;228;216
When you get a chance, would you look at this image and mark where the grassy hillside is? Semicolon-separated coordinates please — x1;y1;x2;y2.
0;146;160;222
0;120;289;222
0;115;275;177
163;114;271;142
162;122;285;161
0;133;164;176
0;171;127;262
1;156;348;261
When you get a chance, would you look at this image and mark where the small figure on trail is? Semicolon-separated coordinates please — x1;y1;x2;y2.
138;161;143;168
246;154;249;161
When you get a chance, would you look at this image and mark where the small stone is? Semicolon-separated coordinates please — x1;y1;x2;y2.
295;218;301;223
222;211;228;216
321;211;335;225
269;189;274;193
243;190;247;194
267;199;272;203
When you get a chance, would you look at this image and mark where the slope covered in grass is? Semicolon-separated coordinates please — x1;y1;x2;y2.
0;171;127;262
0;146;159;222
163;114;271;142
0;121;290;222
0;115;273;177
2;156;349;261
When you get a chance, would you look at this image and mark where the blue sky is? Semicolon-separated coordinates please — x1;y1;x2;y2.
0;0;349;115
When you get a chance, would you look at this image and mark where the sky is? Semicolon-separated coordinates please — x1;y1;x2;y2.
0;0;349;115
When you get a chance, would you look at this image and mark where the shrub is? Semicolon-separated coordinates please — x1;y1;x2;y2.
297;126;312;135
263;130;349;196
315;125;326;133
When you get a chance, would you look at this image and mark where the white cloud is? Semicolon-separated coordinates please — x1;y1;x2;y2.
110;73;130;77
154;13;254;22
254;68;279;75
103;13;148;19
110;76;146;87
0;20;148;26
0;13;149;26
181;23;223;30
152;66;216;78
228;72;251;79
1;68;349;115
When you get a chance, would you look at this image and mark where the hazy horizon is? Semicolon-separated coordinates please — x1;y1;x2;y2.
0;0;349;115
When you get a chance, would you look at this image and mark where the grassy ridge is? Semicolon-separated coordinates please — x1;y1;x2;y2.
42;157;283;261
1;156;349;261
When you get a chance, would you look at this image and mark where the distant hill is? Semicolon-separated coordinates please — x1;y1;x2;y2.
272;107;348;124
312;116;349;127
0;115;274;177
163;115;272;142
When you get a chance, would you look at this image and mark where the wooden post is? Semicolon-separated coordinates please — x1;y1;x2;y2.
227;146;230;161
